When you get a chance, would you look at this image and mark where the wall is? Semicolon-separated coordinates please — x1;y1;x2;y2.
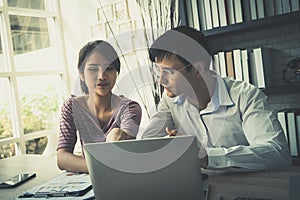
208;20;300;111
59;0;99;94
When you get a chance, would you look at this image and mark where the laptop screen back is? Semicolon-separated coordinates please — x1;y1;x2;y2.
84;136;204;200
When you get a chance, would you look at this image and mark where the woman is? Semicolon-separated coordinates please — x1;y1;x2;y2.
57;40;142;173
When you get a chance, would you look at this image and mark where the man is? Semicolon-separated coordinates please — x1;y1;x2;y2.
141;26;292;171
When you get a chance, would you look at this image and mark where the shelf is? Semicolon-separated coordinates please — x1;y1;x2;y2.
203;11;300;38
263;84;300;95
293;157;300;166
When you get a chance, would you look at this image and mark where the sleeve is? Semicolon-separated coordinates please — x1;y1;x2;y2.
57;97;78;151
206;86;292;171
141;93;176;139
119;100;142;137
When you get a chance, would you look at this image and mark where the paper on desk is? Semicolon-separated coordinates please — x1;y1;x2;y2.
15;189;94;200
16;171;94;199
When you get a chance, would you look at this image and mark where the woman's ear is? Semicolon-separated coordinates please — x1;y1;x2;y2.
80;73;85;81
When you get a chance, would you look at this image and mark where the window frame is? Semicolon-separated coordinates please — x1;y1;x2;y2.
0;0;70;157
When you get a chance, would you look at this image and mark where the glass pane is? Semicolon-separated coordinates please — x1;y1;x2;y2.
10;15;50;54
17;75;64;134
0;78;14;140
0;34;4;72
0;143;16;159
0;30;2;54
26;136;47;154
9;15;61;71
0;17;9;72
7;0;45;10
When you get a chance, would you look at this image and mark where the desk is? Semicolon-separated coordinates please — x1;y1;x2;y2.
203;167;300;200
0;155;300;200
0;155;62;200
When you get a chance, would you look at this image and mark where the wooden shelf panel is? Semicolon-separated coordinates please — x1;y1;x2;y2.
263;84;300;95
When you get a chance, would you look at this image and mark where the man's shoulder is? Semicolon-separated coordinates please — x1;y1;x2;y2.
221;77;266;103
222;77;258;93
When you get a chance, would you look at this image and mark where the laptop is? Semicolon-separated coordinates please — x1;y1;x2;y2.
84;136;205;200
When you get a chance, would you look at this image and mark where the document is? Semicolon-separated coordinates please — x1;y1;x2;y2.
17;171;94;199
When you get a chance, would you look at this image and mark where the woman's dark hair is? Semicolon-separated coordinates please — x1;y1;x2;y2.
149;26;211;70
77;40;120;94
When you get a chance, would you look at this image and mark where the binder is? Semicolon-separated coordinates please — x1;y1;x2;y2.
226;51;235;78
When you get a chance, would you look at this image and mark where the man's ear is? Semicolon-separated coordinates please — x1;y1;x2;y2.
193;60;206;74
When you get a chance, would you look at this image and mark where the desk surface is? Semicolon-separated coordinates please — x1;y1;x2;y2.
0;155;62;200
0;155;300;200
203;167;300;200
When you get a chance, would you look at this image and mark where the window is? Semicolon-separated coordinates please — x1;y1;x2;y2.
0;0;69;159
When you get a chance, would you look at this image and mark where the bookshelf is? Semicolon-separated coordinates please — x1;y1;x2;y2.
209;9;299;96
200;10;300;95
203;11;300;38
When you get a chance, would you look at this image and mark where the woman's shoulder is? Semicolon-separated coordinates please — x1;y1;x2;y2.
62;95;88;108
118;95;140;106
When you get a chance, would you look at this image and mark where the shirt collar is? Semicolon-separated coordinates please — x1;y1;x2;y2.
202;73;234;114
173;93;185;105
172;73;234;109
215;74;234;106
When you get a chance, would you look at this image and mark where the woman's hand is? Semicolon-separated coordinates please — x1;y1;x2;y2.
106;128;135;142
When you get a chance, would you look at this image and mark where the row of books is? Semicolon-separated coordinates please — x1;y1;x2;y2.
212;47;272;89
277;108;300;157
191;0;300;30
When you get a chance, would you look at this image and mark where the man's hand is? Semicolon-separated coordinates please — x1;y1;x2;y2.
199;147;208;168
165;127;177;136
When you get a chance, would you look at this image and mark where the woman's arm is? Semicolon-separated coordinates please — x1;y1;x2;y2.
57;148;88;173
106;128;135;142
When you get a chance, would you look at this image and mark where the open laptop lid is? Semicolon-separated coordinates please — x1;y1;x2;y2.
84;136;204;200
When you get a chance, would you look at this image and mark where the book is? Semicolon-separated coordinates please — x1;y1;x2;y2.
295;109;300;156
233;49;243;81
287;109;298;157
226;51;235;78
241;49;250;83
218;0;228;26
204;0;213;29
186;0;195;28
198;0;207;30
213;53;221;75
234;0;243;23
241;0;251;21
274;0;283;15
277;109;290;142
281;0;291;13
290;0;300;12
191;0;201;30
211;0;220;28
252;47;273;88
249;0;258;20
256;0;265;19
249;51;257;86
264;0;275;17
179;0;187;25
226;0;236;24
218;51;228;77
